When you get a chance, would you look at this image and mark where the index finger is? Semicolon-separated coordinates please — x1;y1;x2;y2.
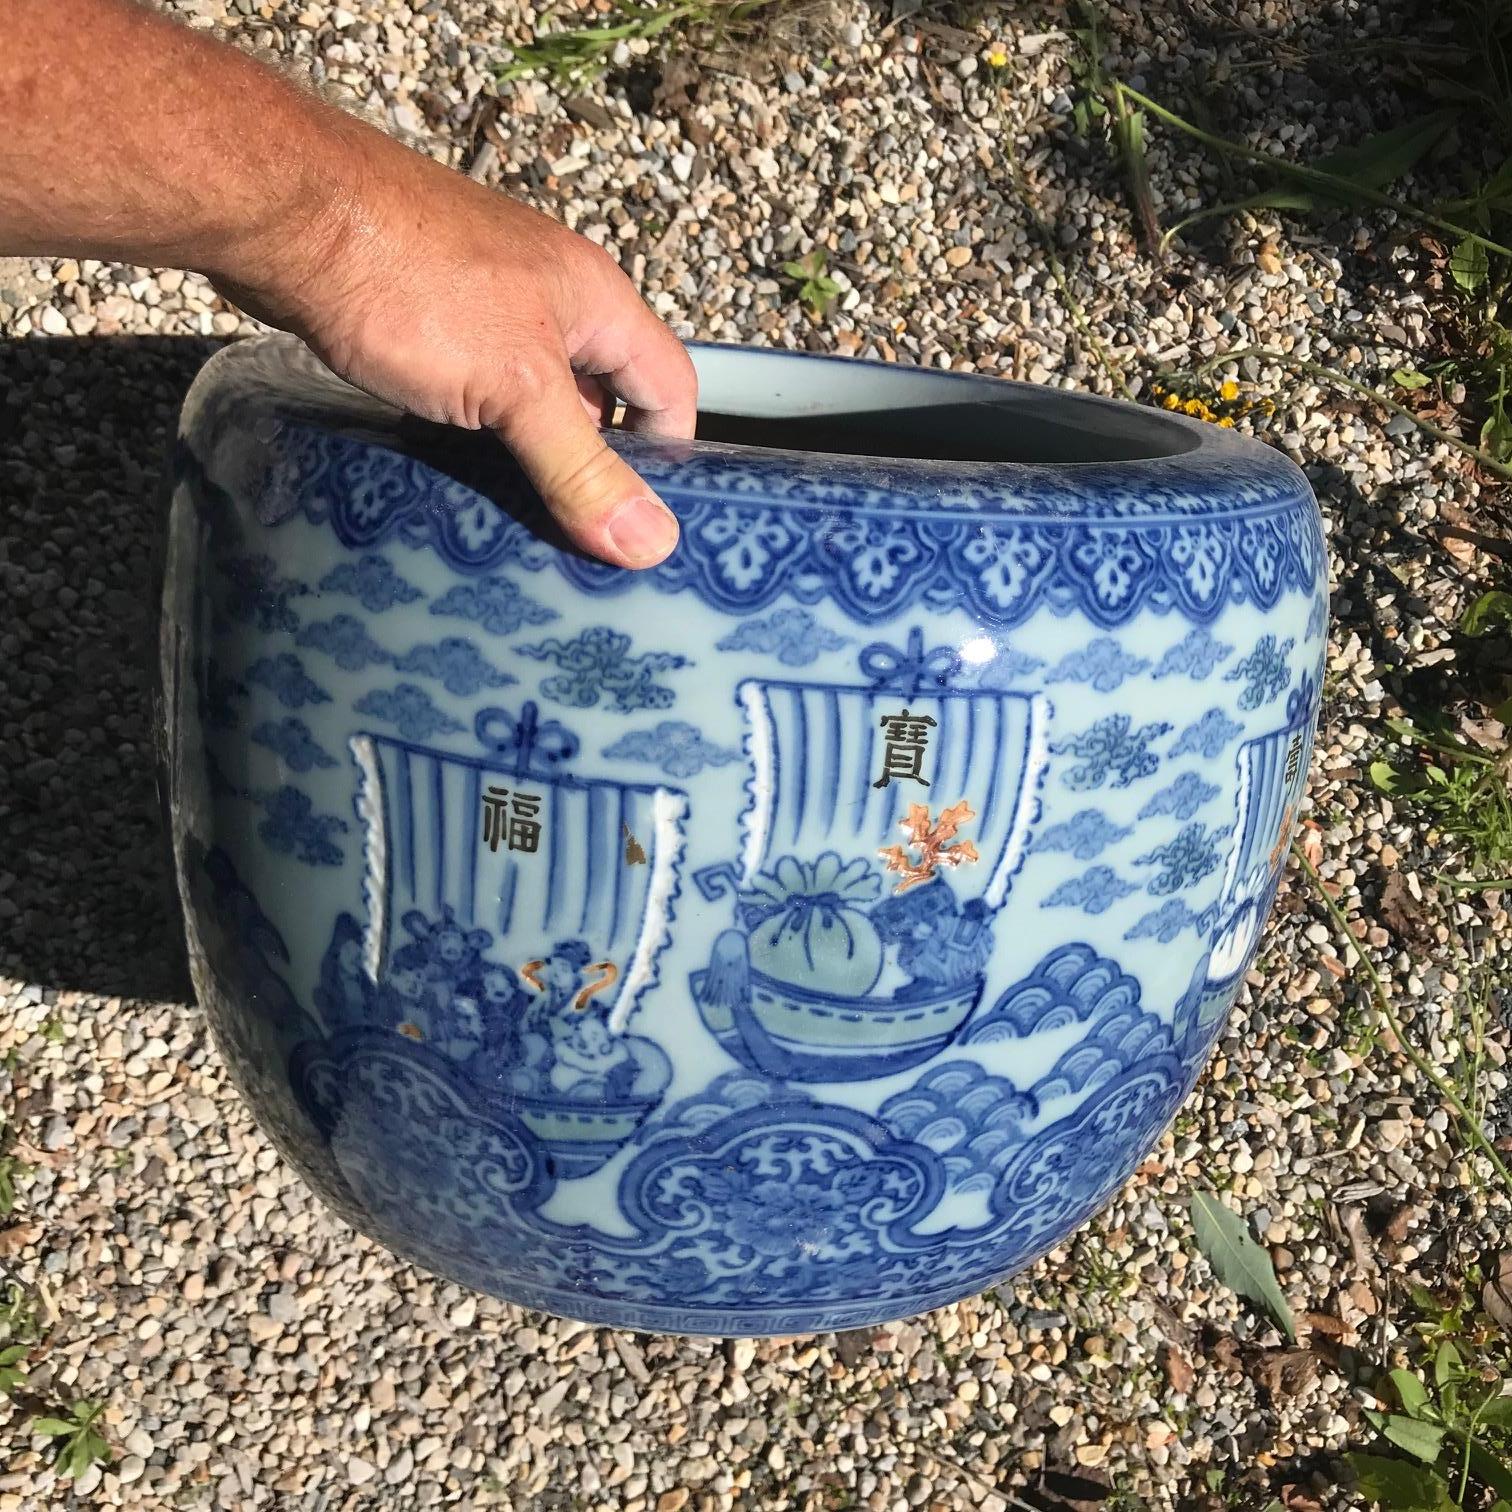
572;300;699;440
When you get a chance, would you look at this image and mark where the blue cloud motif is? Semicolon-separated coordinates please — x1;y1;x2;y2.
1171;708;1243;759
1053;714;1169;790
1224;633;1295;710
250;716;337;772
1044;637;1149;693
965;647;1046;690
1031;809;1132;861
318;554;422;613
254;786;347;867
1124;899;1203;944
296;614;393;672
1135;823;1223;895
352;683;465;742
602;721;741;779
1306;595;1327;640
1152;627;1234;681
1138;771;1221;821
245;653;332;710
429;577;557;636
217;554;308;634
1040;866;1138;915
392;638;517;697
716;608;850;667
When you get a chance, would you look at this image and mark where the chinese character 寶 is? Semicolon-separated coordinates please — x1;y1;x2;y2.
482;786;543;854
873;709;937;790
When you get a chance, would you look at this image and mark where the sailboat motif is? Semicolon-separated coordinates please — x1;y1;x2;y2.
1204;676;1315;988
692;631;1049;1083
348;701;687;1175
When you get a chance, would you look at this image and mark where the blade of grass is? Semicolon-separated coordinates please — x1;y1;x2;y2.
1294;843;1512;1197
1116;81;1512;260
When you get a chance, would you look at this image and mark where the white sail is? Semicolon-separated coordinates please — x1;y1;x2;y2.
737;679;1048;908
352;733;686;1020
1219;720;1308;904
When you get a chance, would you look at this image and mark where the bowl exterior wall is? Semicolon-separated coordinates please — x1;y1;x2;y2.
163;348;1328;1335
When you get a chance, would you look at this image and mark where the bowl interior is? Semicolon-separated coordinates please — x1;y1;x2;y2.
688;345;1200;465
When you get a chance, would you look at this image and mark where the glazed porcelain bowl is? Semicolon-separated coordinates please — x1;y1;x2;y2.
160;335;1327;1335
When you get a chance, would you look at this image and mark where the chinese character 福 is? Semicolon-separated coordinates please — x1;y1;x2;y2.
482;786;543;854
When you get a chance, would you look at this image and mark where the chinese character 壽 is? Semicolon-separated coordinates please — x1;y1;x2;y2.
1283;732;1303;786
873;709;937;790
482;786;543;854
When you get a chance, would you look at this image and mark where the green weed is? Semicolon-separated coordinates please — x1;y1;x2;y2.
496;0;774;88
31;1400;110;1481
1349;1274;1512;1510
781;248;841;319
1368;715;1512;876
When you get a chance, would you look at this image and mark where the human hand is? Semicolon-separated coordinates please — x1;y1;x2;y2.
220;129;696;569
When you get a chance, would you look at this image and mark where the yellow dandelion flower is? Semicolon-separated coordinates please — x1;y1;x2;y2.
984;44;1009;68
1182;398;1206;417
1163;394;1182;410
1217;416;1235;428
1219;380;1239;402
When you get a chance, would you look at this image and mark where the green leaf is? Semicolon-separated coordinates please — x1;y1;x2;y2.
1393;367;1432;389
1391;1369;1433;1418
1348;1452;1455;1511
1370;760;1427;796
1479;1395;1512;1428
1463;590;1512;636
1311;114;1456;193
1189;1191;1297;1341
0;1345;27;1366
29;1416;76;1437
1436;1340;1465;1389
64;1436;92;1478
1481;406;1512;462
1380;1413;1447;1463
1206;114;1457;219
780;261;805;280
1453;236;1491;293
1463;1438;1512;1499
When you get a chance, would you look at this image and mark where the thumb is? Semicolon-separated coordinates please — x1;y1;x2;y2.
494;364;680;568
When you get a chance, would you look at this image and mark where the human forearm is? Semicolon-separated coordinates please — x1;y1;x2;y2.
0;0;357;288
0;0;695;569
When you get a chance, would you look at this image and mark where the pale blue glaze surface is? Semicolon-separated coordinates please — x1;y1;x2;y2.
160;336;1328;1335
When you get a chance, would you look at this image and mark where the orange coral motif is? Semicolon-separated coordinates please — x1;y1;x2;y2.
879;800;980;893
1268;803;1298;874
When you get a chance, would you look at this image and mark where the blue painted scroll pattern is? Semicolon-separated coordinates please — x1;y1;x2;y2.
171;411;1329;1331
260;425;1325;632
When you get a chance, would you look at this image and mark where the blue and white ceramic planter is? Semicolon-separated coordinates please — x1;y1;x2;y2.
159;335;1328;1336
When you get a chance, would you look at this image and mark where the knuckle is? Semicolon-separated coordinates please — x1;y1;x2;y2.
549;441;623;506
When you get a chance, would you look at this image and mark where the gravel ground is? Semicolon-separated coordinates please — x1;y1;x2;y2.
3;1;1511;1507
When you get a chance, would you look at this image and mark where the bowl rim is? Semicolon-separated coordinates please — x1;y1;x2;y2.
181;334;1316;523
